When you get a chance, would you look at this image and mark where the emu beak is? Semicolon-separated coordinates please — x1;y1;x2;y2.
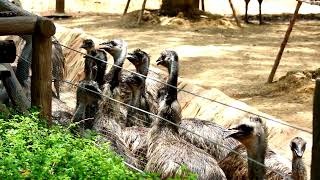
294;147;304;158
156;57;163;66
80;44;87;49
223;128;241;139
98;42;112;51
126;53;136;62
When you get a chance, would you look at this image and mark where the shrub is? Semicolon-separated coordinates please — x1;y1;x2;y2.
0;110;156;179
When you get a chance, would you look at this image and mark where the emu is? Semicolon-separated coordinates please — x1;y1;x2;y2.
244;0;264;24
145;50;226;179
290;137;307;180
221;117;306;180
80;39;108;87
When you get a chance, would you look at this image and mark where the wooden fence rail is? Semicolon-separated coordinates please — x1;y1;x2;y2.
0;16;55;126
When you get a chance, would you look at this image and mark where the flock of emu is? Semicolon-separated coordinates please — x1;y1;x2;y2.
53;37;309;180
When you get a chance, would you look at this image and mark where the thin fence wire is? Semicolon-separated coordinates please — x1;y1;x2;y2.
60;79;290;179
52;40;312;134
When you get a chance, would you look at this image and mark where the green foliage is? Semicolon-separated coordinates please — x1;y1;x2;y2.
0;110;156;179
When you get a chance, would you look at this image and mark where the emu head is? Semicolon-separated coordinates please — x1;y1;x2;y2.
77;80;102;105
290;137;307;158
226;117;267;151
73;80;102;124
81;39;95;53
127;49;150;69
156;50;178;69
99;39;126;58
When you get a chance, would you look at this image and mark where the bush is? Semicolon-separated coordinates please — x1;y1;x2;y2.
0;110;157;179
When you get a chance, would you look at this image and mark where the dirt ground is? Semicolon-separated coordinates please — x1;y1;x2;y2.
55;12;319;132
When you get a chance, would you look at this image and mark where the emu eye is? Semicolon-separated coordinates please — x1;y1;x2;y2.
238;124;253;133
291;142;297;149
110;41;117;46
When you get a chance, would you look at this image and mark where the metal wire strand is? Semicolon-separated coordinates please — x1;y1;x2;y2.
52;40;312;135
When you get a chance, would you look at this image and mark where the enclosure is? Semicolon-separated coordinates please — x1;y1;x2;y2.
0;0;320;179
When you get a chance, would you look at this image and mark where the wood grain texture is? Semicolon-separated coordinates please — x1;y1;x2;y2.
31;20;53;126
0;16;37;35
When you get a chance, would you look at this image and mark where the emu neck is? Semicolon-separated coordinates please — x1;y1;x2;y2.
109;47;127;90
165;56;179;105
87;48;97;56
246;138;267;180
292;156;307;180
135;62;149;96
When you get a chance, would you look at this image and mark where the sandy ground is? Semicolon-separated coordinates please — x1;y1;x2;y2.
21;0;320;15
54;13;320;133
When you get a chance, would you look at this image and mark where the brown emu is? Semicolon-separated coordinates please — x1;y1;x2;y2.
52;39;66;99
94;39;128;132
73;80;102;130
80;39;108;87
220;117;293;179
145;50;226;180
126;49;158;127
290;137;307;180
244;0;264;24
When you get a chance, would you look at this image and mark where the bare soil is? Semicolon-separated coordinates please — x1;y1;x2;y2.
55;12;320;132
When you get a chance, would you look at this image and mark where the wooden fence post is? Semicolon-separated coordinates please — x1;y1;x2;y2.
267;1;302;83
228;0;241;28
123;0;131;16
201;0;205;11
31;18;55;126
56;0;65;14
312;78;320;180
137;0;147;24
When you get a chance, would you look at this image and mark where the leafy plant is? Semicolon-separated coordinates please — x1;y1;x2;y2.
0;110;154;179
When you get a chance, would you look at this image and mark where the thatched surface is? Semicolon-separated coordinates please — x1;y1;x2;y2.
299;0;320;5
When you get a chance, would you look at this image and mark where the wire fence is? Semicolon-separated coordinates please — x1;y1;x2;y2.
10;37;310;178
53;40;312;135
58;77;290;179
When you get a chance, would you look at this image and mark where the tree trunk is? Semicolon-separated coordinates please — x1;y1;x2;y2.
160;0;200;18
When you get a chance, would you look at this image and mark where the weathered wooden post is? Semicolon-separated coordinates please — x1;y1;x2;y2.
267;1;302;83
137;0;147;24
56;0;65;14
201;0;205;11
228;0;242;28
311;78;320;180
32;18;56;126
123;0;131;16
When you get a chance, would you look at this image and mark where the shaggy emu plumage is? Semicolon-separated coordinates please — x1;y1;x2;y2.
220;117;292;180
93;39;128;132
179;118;240;162
80;39;108;87
72;80;102;130
52;39;66;99
145;50;226;180
125;49;157;127
290;137;307;180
